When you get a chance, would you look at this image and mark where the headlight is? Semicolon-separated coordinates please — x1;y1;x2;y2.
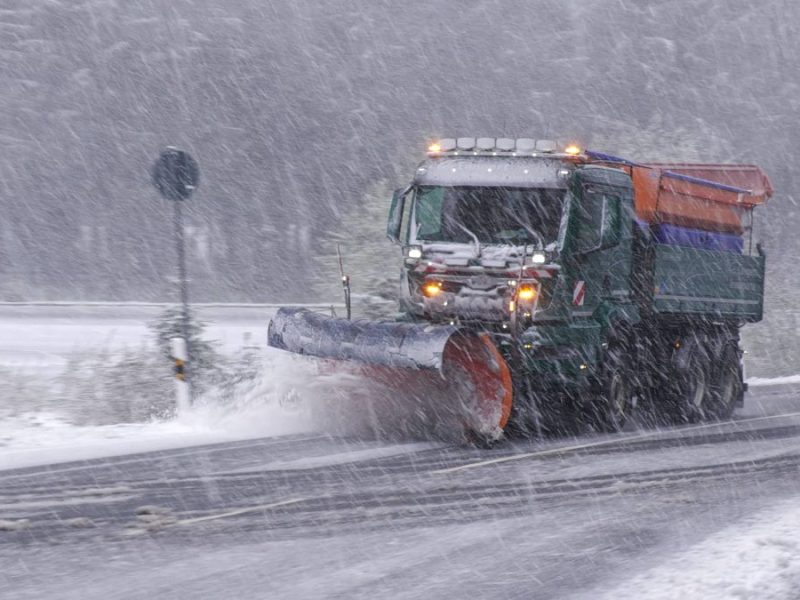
530;251;547;265
405;245;423;259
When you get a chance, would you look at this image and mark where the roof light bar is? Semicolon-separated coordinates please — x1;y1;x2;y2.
426;137;583;157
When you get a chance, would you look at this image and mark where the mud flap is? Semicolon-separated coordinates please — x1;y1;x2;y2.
268;308;513;443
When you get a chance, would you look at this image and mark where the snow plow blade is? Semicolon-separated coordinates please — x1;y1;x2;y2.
267;308;513;444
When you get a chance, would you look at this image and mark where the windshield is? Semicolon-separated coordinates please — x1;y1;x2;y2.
412;186;565;245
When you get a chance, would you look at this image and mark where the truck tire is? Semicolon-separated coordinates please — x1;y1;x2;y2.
707;345;741;420
598;346;634;432
670;344;711;423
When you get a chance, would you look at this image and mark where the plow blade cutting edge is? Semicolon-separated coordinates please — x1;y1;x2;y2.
267;308;513;444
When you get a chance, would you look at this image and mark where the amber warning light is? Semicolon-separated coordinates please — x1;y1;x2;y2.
427;142;442;155
518;284;537;301
423;281;443;297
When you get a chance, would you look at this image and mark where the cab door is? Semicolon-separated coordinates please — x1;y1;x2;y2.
564;167;634;320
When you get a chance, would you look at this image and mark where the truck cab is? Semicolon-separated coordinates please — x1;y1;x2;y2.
387;138;582;328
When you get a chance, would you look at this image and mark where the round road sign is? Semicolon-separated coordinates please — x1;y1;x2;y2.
152;147;200;201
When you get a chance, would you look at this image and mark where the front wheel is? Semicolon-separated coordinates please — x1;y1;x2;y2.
598;350;635;432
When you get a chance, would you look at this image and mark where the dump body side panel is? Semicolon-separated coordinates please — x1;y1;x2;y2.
651;245;765;321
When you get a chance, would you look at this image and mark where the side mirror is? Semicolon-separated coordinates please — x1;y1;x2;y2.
387;187;409;244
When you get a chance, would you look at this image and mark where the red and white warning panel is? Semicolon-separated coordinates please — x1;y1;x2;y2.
572;280;586;306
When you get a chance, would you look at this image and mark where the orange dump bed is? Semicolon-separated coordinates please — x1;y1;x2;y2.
628;163;773;234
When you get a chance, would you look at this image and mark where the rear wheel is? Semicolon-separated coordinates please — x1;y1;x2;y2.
669;346;711;423
707;345;741;420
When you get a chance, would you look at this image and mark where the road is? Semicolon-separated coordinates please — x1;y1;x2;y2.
2;384;800;599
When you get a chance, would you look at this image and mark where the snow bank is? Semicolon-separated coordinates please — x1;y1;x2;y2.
594;498;800;600
747;374;800;387
0;349;320;471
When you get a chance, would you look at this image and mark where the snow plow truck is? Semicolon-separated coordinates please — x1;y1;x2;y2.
268;137;772;445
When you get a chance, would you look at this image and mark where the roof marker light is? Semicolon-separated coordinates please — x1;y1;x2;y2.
535;139;558;152
515;138;536;152
457;137;476;151
428;142;442;154
496;138;515;151
564;144;582;155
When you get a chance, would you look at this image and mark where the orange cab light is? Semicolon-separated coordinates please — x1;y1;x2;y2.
423;281;443;297
518;284;537;301
564;144;581;156
428;142;442;154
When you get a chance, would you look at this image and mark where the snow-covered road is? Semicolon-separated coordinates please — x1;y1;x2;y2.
3;389;800;599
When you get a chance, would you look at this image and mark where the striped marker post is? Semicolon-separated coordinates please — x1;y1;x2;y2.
171;336;191;412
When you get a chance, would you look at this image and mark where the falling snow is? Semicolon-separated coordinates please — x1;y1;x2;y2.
3;1;800;598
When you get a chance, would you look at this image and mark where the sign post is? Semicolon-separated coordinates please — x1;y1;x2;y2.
151;147;200;411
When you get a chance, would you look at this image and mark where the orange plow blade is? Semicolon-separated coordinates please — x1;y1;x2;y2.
268;308;513;444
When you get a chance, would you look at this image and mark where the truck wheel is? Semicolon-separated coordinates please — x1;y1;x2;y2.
708;345;741;420
598;349;634;432
671;350;710;423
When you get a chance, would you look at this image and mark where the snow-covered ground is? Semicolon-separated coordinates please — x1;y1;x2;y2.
0;303;287;373
0;403;312;472
748;374;800;387
0;304;324;470
591;497;800;600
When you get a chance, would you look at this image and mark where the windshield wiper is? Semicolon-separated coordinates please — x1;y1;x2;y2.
518;225;544;250
455;223;482;259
